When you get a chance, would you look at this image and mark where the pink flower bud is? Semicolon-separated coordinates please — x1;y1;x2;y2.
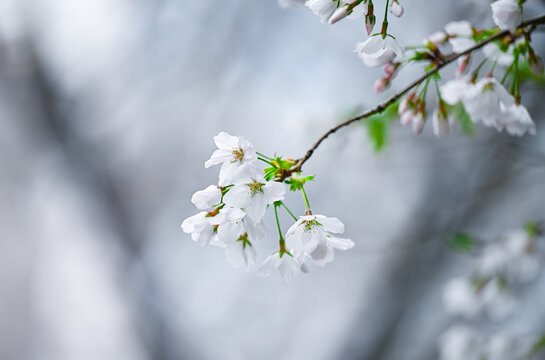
329;6;349;24
389;0;403;17
384;63;396;75
412;113;425;134
428;31;447;45
365;15;376;35
374;78;389;93
400;110;414;126
457;55;470;77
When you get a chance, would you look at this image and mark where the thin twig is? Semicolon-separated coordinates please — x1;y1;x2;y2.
278;14;545;181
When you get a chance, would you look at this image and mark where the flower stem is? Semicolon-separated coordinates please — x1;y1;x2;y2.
258;157;274;166
382;0;390;35
300;185;311;212
256;151;272;160
279;201;298;221
274;203;286;251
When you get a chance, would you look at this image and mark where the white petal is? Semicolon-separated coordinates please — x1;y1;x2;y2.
263;181;286;204
205;149;232;168
258;254;282;277
327;236;355;250
213;131;239;150
278;256;301;281
315;215;345;233
223;184;251;208
191;185;222;210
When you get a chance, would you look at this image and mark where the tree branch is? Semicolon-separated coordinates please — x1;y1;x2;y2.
279;14;545;181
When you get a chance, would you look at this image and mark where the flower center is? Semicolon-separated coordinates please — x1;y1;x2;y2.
231;147;245;162
247;180;264;195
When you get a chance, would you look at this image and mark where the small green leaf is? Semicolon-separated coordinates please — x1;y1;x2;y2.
449;233;475;252
447;103;475;136
364;102;399;152
524;221;539;237
529;333;545;356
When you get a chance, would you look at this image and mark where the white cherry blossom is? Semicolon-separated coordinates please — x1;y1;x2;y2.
181;211;217;246
286;214;354;266
191;185;222;210
355;35;405;67
258;252;304;281
443;277;483;317
440;77;472;105
445;21;475;52
483;43;514;67
305;0;338;23
463;77;515;131
224;234;257;272
500;103;537;136
329;1;368;24
223;176;285;222
432;109;451;137
439;325;482;360
204;132;258;186
491;0;522;32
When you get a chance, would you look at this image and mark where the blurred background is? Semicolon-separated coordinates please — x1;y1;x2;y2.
1;0;545;359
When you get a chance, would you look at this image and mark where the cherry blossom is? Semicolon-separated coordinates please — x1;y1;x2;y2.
204;132;258;186
355;35;405;67
181;211;218;246
191;185;222;211
223;176;286;222
285;214;354;266
491;0;522;32
445;21;475;52
258;252;304;281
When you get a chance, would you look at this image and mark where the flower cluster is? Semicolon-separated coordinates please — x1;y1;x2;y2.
395;0;540;137
181;132;354;281
439;224;545;360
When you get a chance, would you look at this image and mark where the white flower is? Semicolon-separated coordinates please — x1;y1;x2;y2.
463;77;515;131
432;109;451;137
477;242;510;278
223;176;285;222
500;103;537;136
389;0;403;17
481;278;517;320
485;333;521;360
503;229;540;280
427;31;448;45
355;35;405;67
209;206;266;244
286;214;354;266
412;112;425;134
204;132;258;186
440;77;472;105
443;277;483;318
224;234;257;272
445;21;475;53
483;43;514;67
258;252;304;281
181;211;217;246
191;185;222;210
305;0;338;23
329;1;368;24
439;325;482;360
491;0;522;32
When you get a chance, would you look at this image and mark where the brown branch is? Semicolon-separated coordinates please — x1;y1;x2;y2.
278;14;545;181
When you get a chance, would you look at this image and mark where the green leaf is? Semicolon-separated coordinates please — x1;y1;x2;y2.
364;102;399;152
529;334;545;356
284;173;315;191
518;60;545;85
524;221;539;237
447;103;475;136
449;233;475;252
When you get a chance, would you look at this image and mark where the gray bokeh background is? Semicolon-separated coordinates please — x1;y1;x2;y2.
1;0;544;359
